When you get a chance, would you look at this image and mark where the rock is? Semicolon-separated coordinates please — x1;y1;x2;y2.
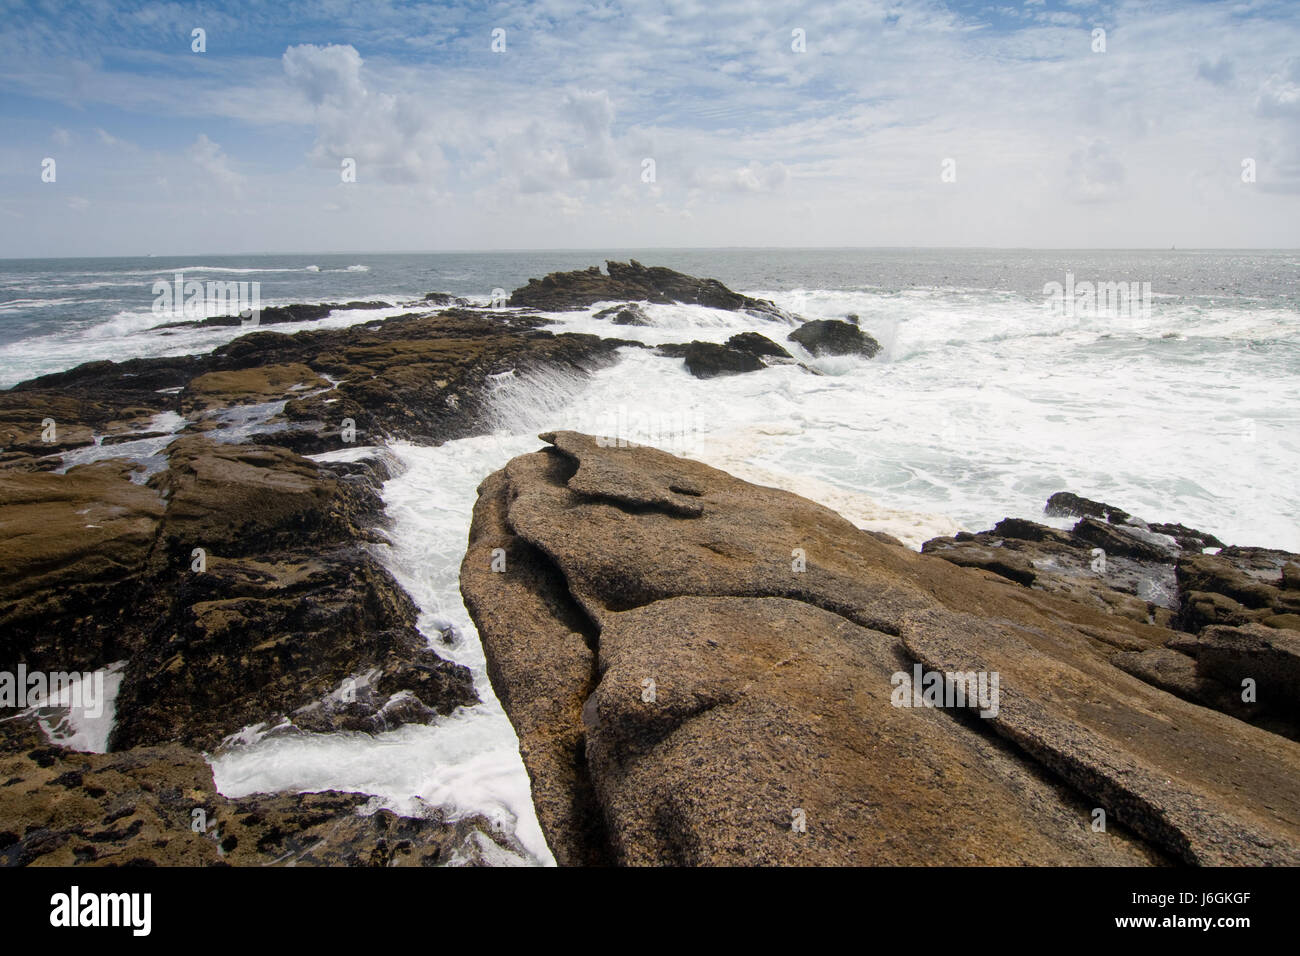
0;292;655;869
6;311;625;453
1045;491;1131;525
593;303;652;326
923;515;1179;627
0;461;165;672
1176;551;1294;631
422;292;471;307
463;432;1300;865
1169;623;1300;713
656;334;793;379
151;301;392;330
923;494;1298;647
1;433;477;754
919;539;1038;587
787;319;881;357
1148;522;1226;552
991;517;1076;545
109;543;476;751
1110;647;1260;724
681;342;765;379
180;363;330;413
1072;516;1178;563
725;332;792;359
508;260;792;320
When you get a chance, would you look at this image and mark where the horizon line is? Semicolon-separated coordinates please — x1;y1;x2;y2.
4;245;1299;261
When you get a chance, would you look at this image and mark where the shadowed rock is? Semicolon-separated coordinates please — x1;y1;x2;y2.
787;319;881;357
508;260;794;320
151;300;392;330
726;331;792;359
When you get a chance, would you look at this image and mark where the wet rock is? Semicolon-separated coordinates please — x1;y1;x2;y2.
593;303;652;326
1176;549;1299;631
422;292;471;307
725;332;792;359
1148;522;1226;552
151;301;392;330
787;319;881;357
508;260;793;320
1072;516;1177;563
109;544;476;751
681;342;765;378
656;333;792;379
923;515;1179;627
1045;491;1131;525
180;363;330;413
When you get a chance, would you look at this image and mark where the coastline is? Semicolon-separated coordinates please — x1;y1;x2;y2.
1;261;1297;866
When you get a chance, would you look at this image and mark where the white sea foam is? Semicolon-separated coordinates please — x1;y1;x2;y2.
31;661;127;754
211;435;555;866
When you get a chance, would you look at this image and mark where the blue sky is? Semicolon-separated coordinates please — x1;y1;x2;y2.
1;0;1298;255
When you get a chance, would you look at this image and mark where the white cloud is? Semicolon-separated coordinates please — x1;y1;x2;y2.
282;43;367;108
1256;57;1300;117
188;134;245;195
283;43;446;185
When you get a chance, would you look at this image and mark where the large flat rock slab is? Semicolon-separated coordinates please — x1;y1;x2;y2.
462;432;1300;865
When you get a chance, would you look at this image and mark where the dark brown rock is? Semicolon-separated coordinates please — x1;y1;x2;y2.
508;260;792;320
787;319;881;357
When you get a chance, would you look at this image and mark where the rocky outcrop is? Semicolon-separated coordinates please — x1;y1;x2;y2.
923;515;1182;627
462;433;1300;865
152;300;393;330
423;292;471;307
922;498;1300;737
508;259;793;320
654;333;794;379
787;319;881;357
0;297;638;868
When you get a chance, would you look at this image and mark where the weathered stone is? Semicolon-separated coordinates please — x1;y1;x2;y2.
463;433;1300;865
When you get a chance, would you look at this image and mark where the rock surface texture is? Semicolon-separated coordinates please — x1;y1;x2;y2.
462;432;1300;866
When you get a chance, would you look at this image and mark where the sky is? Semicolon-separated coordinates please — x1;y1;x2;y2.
0;0;1298;256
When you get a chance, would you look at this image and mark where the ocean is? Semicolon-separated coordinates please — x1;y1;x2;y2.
4;248;1298;865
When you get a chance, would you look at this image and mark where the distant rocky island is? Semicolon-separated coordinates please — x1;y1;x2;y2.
1;262;1296;865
